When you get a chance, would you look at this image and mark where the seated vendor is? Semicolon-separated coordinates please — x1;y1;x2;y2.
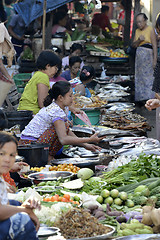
3;161;29;193
0;132;41;240
52;10;68;35
19;81;103;162
73;65;95;98
49;64;67;88
62;43;84;70
61;56;82;81
18;50;61;115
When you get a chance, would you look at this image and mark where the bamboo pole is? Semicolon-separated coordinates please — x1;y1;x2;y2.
42;0;47;50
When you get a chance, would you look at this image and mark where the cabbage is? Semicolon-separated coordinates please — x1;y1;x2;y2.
77;168;94;180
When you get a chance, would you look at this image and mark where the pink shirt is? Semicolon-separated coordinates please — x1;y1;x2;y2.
49;76;67;87
52;24;66;35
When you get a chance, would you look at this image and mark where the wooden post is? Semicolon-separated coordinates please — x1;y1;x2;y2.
123;0;132;47
45;11;54;49
42;0;47;50
131;0;141;42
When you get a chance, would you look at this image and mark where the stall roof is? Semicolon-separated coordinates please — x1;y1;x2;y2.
14;0;72;26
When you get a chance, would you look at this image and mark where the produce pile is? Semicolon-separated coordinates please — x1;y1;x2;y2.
15;151;160;238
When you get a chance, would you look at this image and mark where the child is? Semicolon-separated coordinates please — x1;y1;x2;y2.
0;131;41;239
74;65;95;98
18;50;61;115
61;56;82;81
19;81;103;162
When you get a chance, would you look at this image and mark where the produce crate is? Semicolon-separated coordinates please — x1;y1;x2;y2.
13;73;32;93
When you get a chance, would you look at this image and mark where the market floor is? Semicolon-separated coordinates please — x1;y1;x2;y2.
135;106;156;139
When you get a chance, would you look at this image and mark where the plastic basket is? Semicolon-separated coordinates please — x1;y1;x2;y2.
71;109;100;126
13;73;31;93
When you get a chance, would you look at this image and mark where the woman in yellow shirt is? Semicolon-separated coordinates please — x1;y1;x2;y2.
132;13;157;106
18;50;61;115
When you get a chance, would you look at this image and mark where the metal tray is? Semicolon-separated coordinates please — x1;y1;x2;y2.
37;226;60;237
115;234;160;240
28;171;74;181
51;157;102;169
68;225;115;240
34;186;62;192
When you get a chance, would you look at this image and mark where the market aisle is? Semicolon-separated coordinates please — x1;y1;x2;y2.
135;106;156;139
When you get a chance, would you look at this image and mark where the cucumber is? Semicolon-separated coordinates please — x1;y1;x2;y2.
148;178;160;190
117;178;159;194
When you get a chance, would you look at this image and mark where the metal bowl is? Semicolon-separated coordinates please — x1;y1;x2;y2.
28;171;74;184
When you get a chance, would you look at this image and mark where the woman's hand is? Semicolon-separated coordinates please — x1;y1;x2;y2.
6;182;17;193
70;105;83;115
153;58;157;69
10;162;29;172
22;198;41;211
26;209;40;231
145;99;160;111
84;143;101;152
89;132;104;144
138;35;145;41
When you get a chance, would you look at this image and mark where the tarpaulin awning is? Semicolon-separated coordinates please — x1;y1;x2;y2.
14;0;73;26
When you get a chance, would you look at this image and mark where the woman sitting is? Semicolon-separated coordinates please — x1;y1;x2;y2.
0;132;41;240
74;65;95;98
49;64;67;88
52;10;68;36
18;50;61;115
62;43;84;70
61;56;82;81
19;81;103;162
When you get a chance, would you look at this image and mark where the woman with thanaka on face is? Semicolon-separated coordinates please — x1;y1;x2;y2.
19;81;103;162
73;65;95;98
61;56;82;81
132;13;157;106
0;132;41;239
62;43;84;71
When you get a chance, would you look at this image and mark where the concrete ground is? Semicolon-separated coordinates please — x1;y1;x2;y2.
135;106;156;139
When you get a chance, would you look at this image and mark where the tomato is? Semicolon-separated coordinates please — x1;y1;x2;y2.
51;196;58;202
58;196;63;201
61;197;68;202
63;194;70;201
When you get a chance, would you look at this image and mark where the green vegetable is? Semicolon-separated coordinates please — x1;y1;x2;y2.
76;31;86;40
135;229;153;234
21;47;34;60
119;192;128;201
117;177;159;194
110;189;119;198
66;32;72;42
38;182;46;186
114;198;122;206
102;153;160;190
122;229;135;236
148;178;160;190
77;168;94;180
134;185;150;197
125;199;134;208
150;186;160;196
71;28;79;41
132;195;148;205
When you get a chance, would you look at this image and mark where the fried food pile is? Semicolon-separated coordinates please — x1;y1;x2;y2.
73;94;107;109
55;208;112;239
